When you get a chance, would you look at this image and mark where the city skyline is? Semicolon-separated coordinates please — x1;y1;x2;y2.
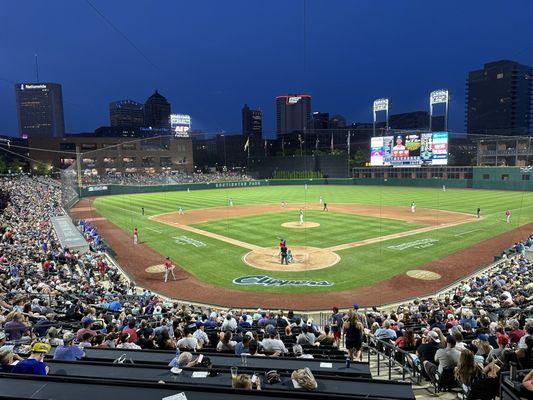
1;0;532;137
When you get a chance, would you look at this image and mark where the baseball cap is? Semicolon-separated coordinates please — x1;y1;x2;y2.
265;324;277;335
63;331;75;343
353;304;359;309
477;333;489;341
31;342;51;353
428;331;441;343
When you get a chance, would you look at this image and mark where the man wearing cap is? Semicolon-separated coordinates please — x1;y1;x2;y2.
53;332;85;361
12;342;50;375
353;304;368;328
260;325;288;355
416;330;442;375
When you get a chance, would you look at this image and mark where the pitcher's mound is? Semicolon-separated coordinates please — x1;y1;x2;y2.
282;221;320;229
243;245;340;271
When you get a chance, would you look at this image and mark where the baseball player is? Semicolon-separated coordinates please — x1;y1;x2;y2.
476;207;481;219
178;207;184;215
411;201;416;213
164;256;176;282
319;196;323;204
141;207;145;216
442;184;446;192
323;202;328;211
281;200;286;208
133;228;138;244
229;198;234;207
299;209;304;225
505;209;511;223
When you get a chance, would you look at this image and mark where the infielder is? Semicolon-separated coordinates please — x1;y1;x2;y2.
411;201;416;213
141;207;145;216
178;207;184;215
229;198;234;207
476;207;481;219
505;209;511;223
323;202;328;211
281;200;286;208
133;228;138;244
442;185;446;192
319;196;323;204
164;256;176;282
299;209;304;225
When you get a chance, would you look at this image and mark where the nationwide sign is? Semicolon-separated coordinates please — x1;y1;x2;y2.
87;185;108;192
233;275;333;287
20;84;47;90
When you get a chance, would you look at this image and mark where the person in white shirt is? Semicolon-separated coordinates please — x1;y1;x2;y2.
193;325;209;348
221;313;237;332
260;325;288;354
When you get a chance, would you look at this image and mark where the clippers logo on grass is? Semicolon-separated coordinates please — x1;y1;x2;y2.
387;238;438;250
173;236;206;247
233;275;333;287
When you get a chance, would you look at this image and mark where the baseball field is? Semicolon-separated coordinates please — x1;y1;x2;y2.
79;184;533;306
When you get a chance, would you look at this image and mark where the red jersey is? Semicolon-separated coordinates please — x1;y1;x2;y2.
164;259;172;270
134;229;138;235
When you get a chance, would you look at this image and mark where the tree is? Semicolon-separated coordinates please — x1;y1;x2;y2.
0;156;7;174
352;149;370;167
8;159;25;173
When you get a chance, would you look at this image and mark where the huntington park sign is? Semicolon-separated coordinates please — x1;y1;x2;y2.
233;275;333;287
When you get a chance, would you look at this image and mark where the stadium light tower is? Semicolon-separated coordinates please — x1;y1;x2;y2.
372;98;389;136
429;89;449;131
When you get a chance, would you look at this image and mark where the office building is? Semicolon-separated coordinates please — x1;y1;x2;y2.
311;112;329;130
15;82;65;138
276;94;311;135
241;104;262;139
466;60;532;135
109;100;144;128
328;114;346;129
144;90;171;130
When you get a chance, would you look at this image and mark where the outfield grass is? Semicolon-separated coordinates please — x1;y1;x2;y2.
93;185;533;294
192;210;423;248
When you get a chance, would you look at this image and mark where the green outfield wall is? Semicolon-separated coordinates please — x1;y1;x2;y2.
77;167;532;197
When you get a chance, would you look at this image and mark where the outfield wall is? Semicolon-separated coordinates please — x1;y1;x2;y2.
78;167;532;197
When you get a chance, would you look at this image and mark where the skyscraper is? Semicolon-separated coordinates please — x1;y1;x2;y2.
15;82;65;138
311;112;329;130
143;90;171;130
276;94;311;135
466;60;532;135
241;104;262;138
109;100;144;128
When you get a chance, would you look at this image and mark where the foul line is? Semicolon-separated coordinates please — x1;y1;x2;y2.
146;227;163;234
454;228;482;237
326;218;482;252
149;217;260;250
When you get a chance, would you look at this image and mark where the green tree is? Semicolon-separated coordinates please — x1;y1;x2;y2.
352;149;370;167
0;156;7;174
8;159;25;173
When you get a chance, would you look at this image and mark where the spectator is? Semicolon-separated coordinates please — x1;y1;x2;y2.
232;374;261;390
217;331;237;352
260;325;287;355
53;332;85;361
176;326;198;351
12;342;50;375
344;311;364;361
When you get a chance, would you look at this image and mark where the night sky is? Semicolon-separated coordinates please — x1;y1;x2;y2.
1;0;531;137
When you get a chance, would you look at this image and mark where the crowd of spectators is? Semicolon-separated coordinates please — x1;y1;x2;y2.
0;175;532;398
80;171;254;186
360;237;533;396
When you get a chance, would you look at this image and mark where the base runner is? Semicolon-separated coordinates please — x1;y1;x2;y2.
164;256;176;282
133;228;138;244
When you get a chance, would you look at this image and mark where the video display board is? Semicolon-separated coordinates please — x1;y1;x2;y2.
370;132;448;166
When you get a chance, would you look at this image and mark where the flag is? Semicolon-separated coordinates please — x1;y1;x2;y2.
347;132;351;158
243;137;249;152
330;133;334;153
298;134;303;144
315;137;319;150
264;139;267;149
